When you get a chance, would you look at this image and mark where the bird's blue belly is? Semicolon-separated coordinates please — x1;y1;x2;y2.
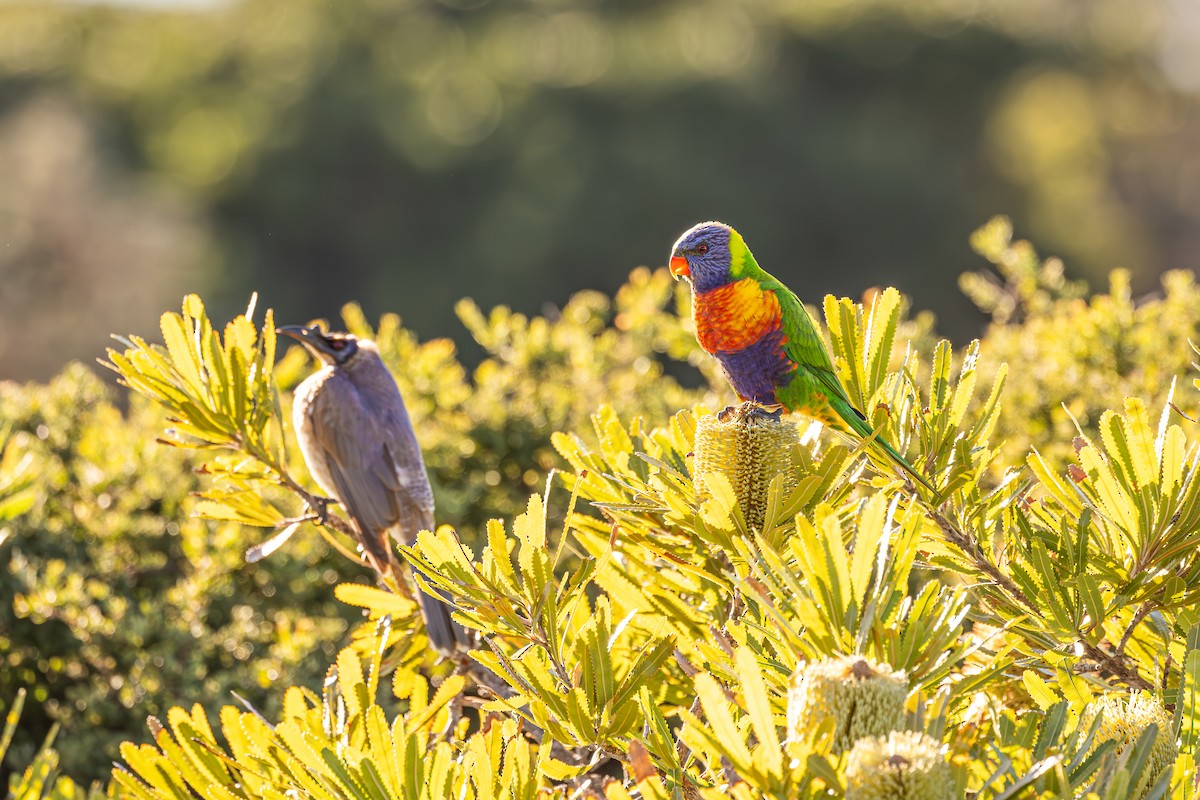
715;329;793;404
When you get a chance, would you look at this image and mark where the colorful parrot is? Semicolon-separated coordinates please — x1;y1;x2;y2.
668;220;938;496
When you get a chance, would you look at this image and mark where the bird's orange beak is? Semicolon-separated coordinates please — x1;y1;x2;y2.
669;255;690;278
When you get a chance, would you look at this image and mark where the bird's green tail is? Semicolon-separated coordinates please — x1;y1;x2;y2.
833;397;941;501
876;434;941;500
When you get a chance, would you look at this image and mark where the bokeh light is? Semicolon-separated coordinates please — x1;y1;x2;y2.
1;0;1200;378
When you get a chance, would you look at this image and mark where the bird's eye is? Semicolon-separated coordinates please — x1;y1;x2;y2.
329;340;346;351
696;243;709;255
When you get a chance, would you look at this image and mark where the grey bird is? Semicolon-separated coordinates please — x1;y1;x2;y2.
278;324;466;655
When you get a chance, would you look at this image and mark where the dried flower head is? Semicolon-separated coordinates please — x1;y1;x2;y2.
787;655;908;753
694;403;800;531
845;731;953;800
1080;692;1178;798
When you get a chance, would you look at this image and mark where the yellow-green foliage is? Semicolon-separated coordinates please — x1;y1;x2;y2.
0;366;355;782
0;428;34;531
111;636;550;800
0;271;713;783
844;731;953;800
14;219;1200;799
967;216;1200;470
786;656;907;754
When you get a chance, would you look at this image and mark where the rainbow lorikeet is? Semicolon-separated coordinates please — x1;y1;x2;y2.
669;221;938;495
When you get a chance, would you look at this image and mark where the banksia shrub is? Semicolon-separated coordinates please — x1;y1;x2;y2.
1080;692;1178;798
59;231;1200;797
693;403;800;530
787;655;908;753
844;731;953;800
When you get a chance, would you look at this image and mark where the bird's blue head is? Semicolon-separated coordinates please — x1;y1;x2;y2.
669;221;745;292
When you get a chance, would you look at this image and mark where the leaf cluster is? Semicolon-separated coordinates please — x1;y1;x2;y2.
16;218;1200;798
1;689;111;800
966;217;1200;470
0;366;355;784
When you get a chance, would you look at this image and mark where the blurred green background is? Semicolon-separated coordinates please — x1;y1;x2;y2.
2;0;1197;381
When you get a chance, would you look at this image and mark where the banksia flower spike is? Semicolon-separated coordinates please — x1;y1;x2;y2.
1080;692;1178;799
845;731;954;800
694;403;800;531
787;655;908;754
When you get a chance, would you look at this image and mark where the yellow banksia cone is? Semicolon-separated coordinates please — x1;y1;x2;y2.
694;403;800;531
1079;692;1177;799
845;731;954;800
787;655;908;753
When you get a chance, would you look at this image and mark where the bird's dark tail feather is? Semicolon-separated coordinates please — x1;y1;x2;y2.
416;584;468;656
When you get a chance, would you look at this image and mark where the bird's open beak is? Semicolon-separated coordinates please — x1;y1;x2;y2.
277;325;320;345
669;255;690;279
277;324;333;358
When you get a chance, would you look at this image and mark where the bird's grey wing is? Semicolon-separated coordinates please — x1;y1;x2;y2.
378;435;436;545
308;377;434;544
306;378;403;544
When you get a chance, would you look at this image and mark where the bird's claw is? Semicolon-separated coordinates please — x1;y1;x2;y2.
747;404;784;422
307;496;333;526
718;401;784;423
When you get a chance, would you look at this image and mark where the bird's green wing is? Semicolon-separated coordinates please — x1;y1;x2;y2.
761;274;836;373
761;273;940;496
759;273;866;428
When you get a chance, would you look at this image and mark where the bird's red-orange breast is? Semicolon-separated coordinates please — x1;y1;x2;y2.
693;278;784;353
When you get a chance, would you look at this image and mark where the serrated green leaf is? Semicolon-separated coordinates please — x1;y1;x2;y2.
735;646;781;777
1023;671;1059;710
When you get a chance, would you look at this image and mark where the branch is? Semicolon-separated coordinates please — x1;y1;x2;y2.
1081;642;1151;691
273;467;417;600
1116;601;1155;655
922;497;1152;691
276;474;359;542
925;503;1033;612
